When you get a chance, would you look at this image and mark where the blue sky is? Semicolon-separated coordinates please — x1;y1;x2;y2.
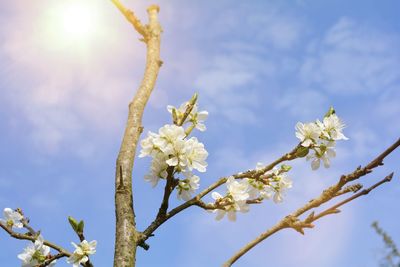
1;0;399;266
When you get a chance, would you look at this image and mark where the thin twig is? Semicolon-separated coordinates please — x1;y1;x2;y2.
39;252;68;267
308;173;393;223
0;222;71;257
335;183;363;197
155;167;178;219
111;0;147;38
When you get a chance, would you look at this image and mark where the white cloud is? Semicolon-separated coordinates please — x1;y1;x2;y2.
194;54;262;125
249;12;304;50
275;89;328;118
300;17;400;95
190;4;306;126
210;3;305;50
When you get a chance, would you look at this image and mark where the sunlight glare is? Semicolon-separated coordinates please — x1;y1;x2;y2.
61;3;95;39
45;0;101;46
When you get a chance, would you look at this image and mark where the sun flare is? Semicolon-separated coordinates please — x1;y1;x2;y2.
45;1;101;45
61;3;95;39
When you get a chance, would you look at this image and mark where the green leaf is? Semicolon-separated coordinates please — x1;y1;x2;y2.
189;92;198;105
172;108;178;124
77;220;85;233
68;216;79;232
295;147;309;158
324;106;335;118
280;164;292;172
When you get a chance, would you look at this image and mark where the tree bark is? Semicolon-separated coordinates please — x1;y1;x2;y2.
113;3;162;267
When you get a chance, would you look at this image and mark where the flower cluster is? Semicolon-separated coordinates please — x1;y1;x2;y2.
67;240;97;267
211;164;292;221
18;235;54;267
295;108;348;170
0;208;23;229
0;209;53;266
140;96;208;201
1;208;97;266
250;164;293;203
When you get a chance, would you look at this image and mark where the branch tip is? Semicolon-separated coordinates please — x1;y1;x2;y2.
147;5;160;13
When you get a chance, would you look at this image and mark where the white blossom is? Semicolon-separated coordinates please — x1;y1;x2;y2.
318;114;348;141
210;191;249;222
295;110;347;171
0;208;23;229
18;235;54;267
209;177;251;221
189;104;208;131
139;125;186;161
226;177;249;202
184;137;208;172
144;154;168;187
164;138;188;170
272;175;293;203
248;166;293;203
211;191;223;202
177;173;200;201
259;187;274;200
247;179;274;201
67;240;97;267
306;141;336;170
138;132;160;158
247;180;263;199
295;122;322;147
215;201;249;222
140;122;208;189
156;125;186;150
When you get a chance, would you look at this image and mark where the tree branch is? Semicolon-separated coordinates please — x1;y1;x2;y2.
141;144;301;243
111;0;148;38
39;252;69;267
223;138;400;266
307;173;393;223
0;209;95;266
155;167;178;220
0;222;70;255
111;1;162;266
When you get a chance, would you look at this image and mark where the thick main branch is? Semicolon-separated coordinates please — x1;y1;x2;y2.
112;2;162;267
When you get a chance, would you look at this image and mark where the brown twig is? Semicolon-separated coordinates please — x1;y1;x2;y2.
0;222;71;258
39;252;69;267
308;173;393;223
111;0;147;38
334;183;363;197
194;198;264;210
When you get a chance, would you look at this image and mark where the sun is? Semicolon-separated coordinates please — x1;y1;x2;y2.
61;3;95;39
44;0;101;45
